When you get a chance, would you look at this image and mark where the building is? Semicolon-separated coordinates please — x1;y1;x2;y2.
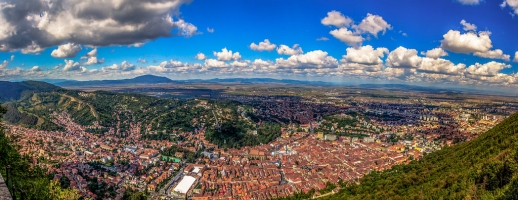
173;176;197;194
324;134;337;141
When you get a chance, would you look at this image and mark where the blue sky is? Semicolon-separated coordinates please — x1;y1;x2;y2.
1;0;518;90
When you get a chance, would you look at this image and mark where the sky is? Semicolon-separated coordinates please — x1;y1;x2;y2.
1;0;518;90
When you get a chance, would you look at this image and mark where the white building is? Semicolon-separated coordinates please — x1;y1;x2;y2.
173;176;196;194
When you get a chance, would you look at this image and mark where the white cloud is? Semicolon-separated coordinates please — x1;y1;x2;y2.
82;48;104;65
338;62;385;73
474;49;511;61
501;0;518;14
250;39;277;52
195;52;206;60
204;59;228;68
252;59;271;66
342;45;389;65
321;10;353;28
353;13;392;37
329;28;363;46
418;58;466;75
465;61;511;77
457;0;481;5
130;43;145;48
440;30;492;53
174;19;198;37
316;37;329;41
424;48;448;59
460;20;477;31
230;60;250;67
275;50;339;69
386;47;422;69
30;66;42;72
214;48;241;61
0;60;7;69
103;61;136;71
207;27;214;33
138;58;147;63
514;51;518;62
51;43;82;58
158;60;183;68
277;44;303;55
84;57;105;65
10;55;14;61
0;0;194;53
63;60;83;71
85;48;98;58
20;41;45;54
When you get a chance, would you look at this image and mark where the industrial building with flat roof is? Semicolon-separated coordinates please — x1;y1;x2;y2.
173;176;197;194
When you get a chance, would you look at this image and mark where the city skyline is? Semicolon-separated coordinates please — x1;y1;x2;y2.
1;0;518;90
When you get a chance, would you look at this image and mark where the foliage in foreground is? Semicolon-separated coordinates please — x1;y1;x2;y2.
0;105;80;200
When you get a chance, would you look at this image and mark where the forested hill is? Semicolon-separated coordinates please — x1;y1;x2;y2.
0;81;61;102
321;111;518;199
1;81;281;148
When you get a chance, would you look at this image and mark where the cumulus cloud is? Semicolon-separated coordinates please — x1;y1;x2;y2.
457;0;481;5
275;50;339;69
82;48;104;65
250;39;277;51
514;51;518;62
174;19;198;37
51;43;82;58
0;60;8;69
418;58;466;75
440;30;492;53
316;37;329;41
460;20;477;31
195;52;206;60
20;42;45;54
138;58;147;63
353;13;392;37
0;0;194;53
130;43;145;48
423;48;448;59
329;28;364;46
230;60;250;67
84;57;105;65
63;60;83;71
338;62;385;73
85;48;98;58
465;61;511;77
474;49;511;61
277;44;303;55
30;66;42;72
207;27;214;33
103;61;136;71
342;45;389;65
386;47;422;69
214;48;241;61
158;60;183;69
10;55;14;61
204;59;228;68
321;10;353;28
501;0;518;14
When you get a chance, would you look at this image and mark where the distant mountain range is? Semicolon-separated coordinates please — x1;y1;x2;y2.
50;75;334;87
53;75;175;87
22;75;515;96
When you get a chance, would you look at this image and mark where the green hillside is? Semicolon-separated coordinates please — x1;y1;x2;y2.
1;81;281;147
321;111;518;199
